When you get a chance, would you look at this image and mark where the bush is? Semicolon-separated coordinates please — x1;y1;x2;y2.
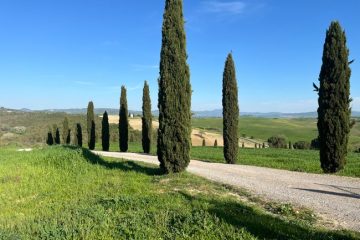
293;141;311;150
267;135;287;148
310;138;320;150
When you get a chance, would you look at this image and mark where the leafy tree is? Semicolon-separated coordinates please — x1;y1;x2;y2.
74;123;82;147
62;117;70;144
311;138;320;150
87;101;95;149
214;139;218;147
46;131;53;145
222;53;239;164
268;135;287;148
102;111;110;151
119;86;129;152
158;0;191;173
89;121;96;150
142;81;152;154
55;128;60;145
315;21;352;173
293;141;311;150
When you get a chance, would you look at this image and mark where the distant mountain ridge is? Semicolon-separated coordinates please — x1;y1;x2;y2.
1;107;359;118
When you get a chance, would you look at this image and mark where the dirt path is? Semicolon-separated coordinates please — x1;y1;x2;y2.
93;151;360;232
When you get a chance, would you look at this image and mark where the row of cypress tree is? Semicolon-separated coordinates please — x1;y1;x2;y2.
47;0;352;175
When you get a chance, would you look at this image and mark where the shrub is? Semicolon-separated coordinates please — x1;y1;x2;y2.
268;135;287;148
293;141;311;150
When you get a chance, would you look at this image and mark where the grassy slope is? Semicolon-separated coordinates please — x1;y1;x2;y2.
192;117;360;150
1;147;359;239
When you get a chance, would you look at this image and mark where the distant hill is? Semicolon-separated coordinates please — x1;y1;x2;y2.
1;107;359;118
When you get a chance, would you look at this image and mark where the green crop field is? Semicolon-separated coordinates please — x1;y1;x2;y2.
1;146;359;239
192;117;360;151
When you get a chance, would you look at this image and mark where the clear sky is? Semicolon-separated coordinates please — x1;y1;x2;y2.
0;0;359;112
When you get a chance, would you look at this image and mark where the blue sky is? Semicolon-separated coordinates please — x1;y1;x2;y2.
0;0;359;112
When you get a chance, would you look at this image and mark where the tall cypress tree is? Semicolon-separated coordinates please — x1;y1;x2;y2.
158;0;191;173
74;123;82;147
89;121;96;150
119;86;129;152
316;21;352;173
87;101;95;149
55;128;60;145
62;117;70;144
222;53;239;164
46;131;54;145
102;111;110;151
142;81;152;154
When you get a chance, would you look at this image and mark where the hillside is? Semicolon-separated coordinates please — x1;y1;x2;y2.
0;146;358;239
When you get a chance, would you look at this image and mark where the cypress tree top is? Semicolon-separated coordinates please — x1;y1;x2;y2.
158;0;191;173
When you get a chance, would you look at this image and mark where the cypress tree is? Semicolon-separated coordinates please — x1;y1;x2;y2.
89;121;96;150
55;128;60;145
222;53;239;164
62;117;70;144
102;111;110;151
214;139;218;147
142;81;152;154
202;139;206;147
289;141;293;150
158;0;192;173
242;142;245;148
87;101;95;149
46;131;53;145
74;123;82;147
316;21;352;173
66;130;71;144
119;86;129;152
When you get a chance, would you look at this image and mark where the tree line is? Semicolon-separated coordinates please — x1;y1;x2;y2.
47;0;353;174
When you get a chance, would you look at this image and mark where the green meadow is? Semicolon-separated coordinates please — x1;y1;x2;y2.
0;146;359;239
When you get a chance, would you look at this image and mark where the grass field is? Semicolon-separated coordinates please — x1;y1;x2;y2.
191;147;360;178
192;117;360;151
1;146;359;239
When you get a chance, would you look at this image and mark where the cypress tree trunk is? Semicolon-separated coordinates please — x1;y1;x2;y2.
316;21;351;173
102;111;110;151
55;128;61;145
62;117;69;144
89;121;96;150
222;53;239;164
142;81;152;154
75;123;82;147
158;0;191;173
87;101;95;149
119;86;129;152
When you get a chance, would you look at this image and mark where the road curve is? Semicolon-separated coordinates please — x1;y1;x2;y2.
93;151;360;232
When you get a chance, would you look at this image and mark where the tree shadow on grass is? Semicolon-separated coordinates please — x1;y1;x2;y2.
63;146;163;176
179;192;359;240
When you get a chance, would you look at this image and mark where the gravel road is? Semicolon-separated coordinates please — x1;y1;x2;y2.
93;151;360;231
